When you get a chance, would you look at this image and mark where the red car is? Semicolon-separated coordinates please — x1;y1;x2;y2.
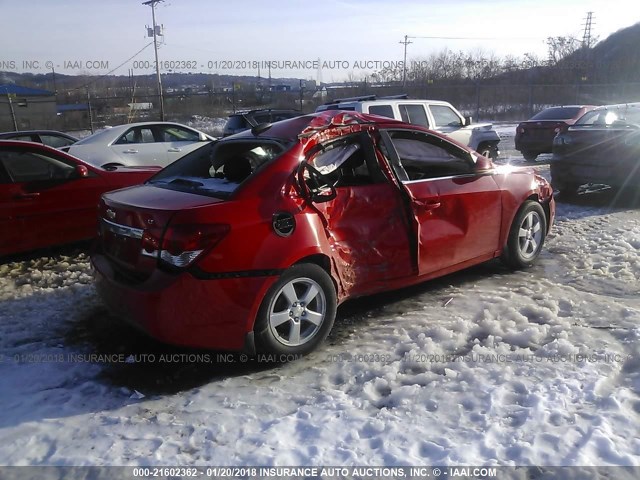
515;105;596;161
92;112;555;355
0;140;159;256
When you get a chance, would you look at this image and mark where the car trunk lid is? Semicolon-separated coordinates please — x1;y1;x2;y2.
98;185;224;277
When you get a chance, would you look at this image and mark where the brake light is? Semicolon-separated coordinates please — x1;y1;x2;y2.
141;224;230;268
141;227;163;255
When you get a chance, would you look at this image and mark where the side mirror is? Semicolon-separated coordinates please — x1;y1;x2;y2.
475;155;493;173
464;116;473;126
76;164;90;178
199;132;210;141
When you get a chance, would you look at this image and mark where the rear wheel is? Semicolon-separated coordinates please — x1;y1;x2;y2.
501;201;547;269
254;264;337;356
522;151;538;162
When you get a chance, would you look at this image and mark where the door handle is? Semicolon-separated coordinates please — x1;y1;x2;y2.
14;192;41;200
167;148;182;152
123;149;139;154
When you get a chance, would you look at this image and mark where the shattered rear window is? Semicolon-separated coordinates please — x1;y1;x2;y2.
147;140;288;198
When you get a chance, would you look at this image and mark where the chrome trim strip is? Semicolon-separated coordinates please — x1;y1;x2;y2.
401;173;481;184
101;218;144;239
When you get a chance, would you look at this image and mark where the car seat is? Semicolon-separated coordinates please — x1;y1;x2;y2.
223;156;252;183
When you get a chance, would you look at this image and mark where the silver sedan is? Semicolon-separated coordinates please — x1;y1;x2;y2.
63;122;214;169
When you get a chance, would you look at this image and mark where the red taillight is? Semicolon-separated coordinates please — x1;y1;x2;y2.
141;227;163;254
142;224;230;268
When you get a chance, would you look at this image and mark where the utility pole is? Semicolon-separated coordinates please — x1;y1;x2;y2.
582;12;595;48
580;12;595;86
399;35;413;89
299;79;304;110
87;88;94;134
6;92;18;131
143;0;165;121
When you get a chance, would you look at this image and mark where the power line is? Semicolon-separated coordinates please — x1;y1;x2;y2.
69;42;154;91
408;35;541;41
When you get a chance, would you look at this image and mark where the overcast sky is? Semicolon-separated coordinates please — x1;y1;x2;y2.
1;0;639;81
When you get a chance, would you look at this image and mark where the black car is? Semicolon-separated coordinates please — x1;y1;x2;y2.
0;130;79;148
551;103;640;194
515;105;596;161
222;109;302;137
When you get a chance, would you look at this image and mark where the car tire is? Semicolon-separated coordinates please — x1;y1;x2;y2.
501;201;547;269
522;152;538;162
254;263;337;356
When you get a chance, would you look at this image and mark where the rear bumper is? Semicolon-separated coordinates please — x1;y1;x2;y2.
515;136;553;154
92;254;278;350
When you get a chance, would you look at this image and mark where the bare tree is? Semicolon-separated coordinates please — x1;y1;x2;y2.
546;36;582;64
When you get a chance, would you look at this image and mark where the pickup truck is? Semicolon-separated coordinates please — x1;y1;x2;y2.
316;95;500;159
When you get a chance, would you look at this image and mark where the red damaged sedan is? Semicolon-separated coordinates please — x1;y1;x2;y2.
92;112;555;355
0;140;158;256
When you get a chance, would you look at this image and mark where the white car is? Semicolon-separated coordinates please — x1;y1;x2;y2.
316;95;501;159
62;122;214;169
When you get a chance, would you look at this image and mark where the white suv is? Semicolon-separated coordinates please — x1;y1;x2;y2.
316;95;500;159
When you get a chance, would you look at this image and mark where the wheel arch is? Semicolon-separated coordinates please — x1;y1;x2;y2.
525;193;552;234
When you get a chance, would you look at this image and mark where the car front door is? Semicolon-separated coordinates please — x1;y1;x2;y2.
157;124;206;164
379;129;502;276
427;104;470;146
0;146;107;254
304;132;414;295
110;126;168;167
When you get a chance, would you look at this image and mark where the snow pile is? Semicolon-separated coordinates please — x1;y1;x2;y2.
183;116;227;137
0;187;639;467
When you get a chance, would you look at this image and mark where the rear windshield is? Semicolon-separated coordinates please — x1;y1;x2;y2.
531;107;582;121
224;115;248;131
575;107;640;127
147;140;288;198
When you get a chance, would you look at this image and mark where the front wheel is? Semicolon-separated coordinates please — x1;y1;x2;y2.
254;264;337;356
522;151;538;162
501;201;547;269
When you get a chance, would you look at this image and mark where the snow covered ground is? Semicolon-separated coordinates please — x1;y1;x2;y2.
0;159;639;469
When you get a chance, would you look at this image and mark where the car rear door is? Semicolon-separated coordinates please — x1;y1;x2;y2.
379;129;502;276
0;146;108;254
305;132;414;295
